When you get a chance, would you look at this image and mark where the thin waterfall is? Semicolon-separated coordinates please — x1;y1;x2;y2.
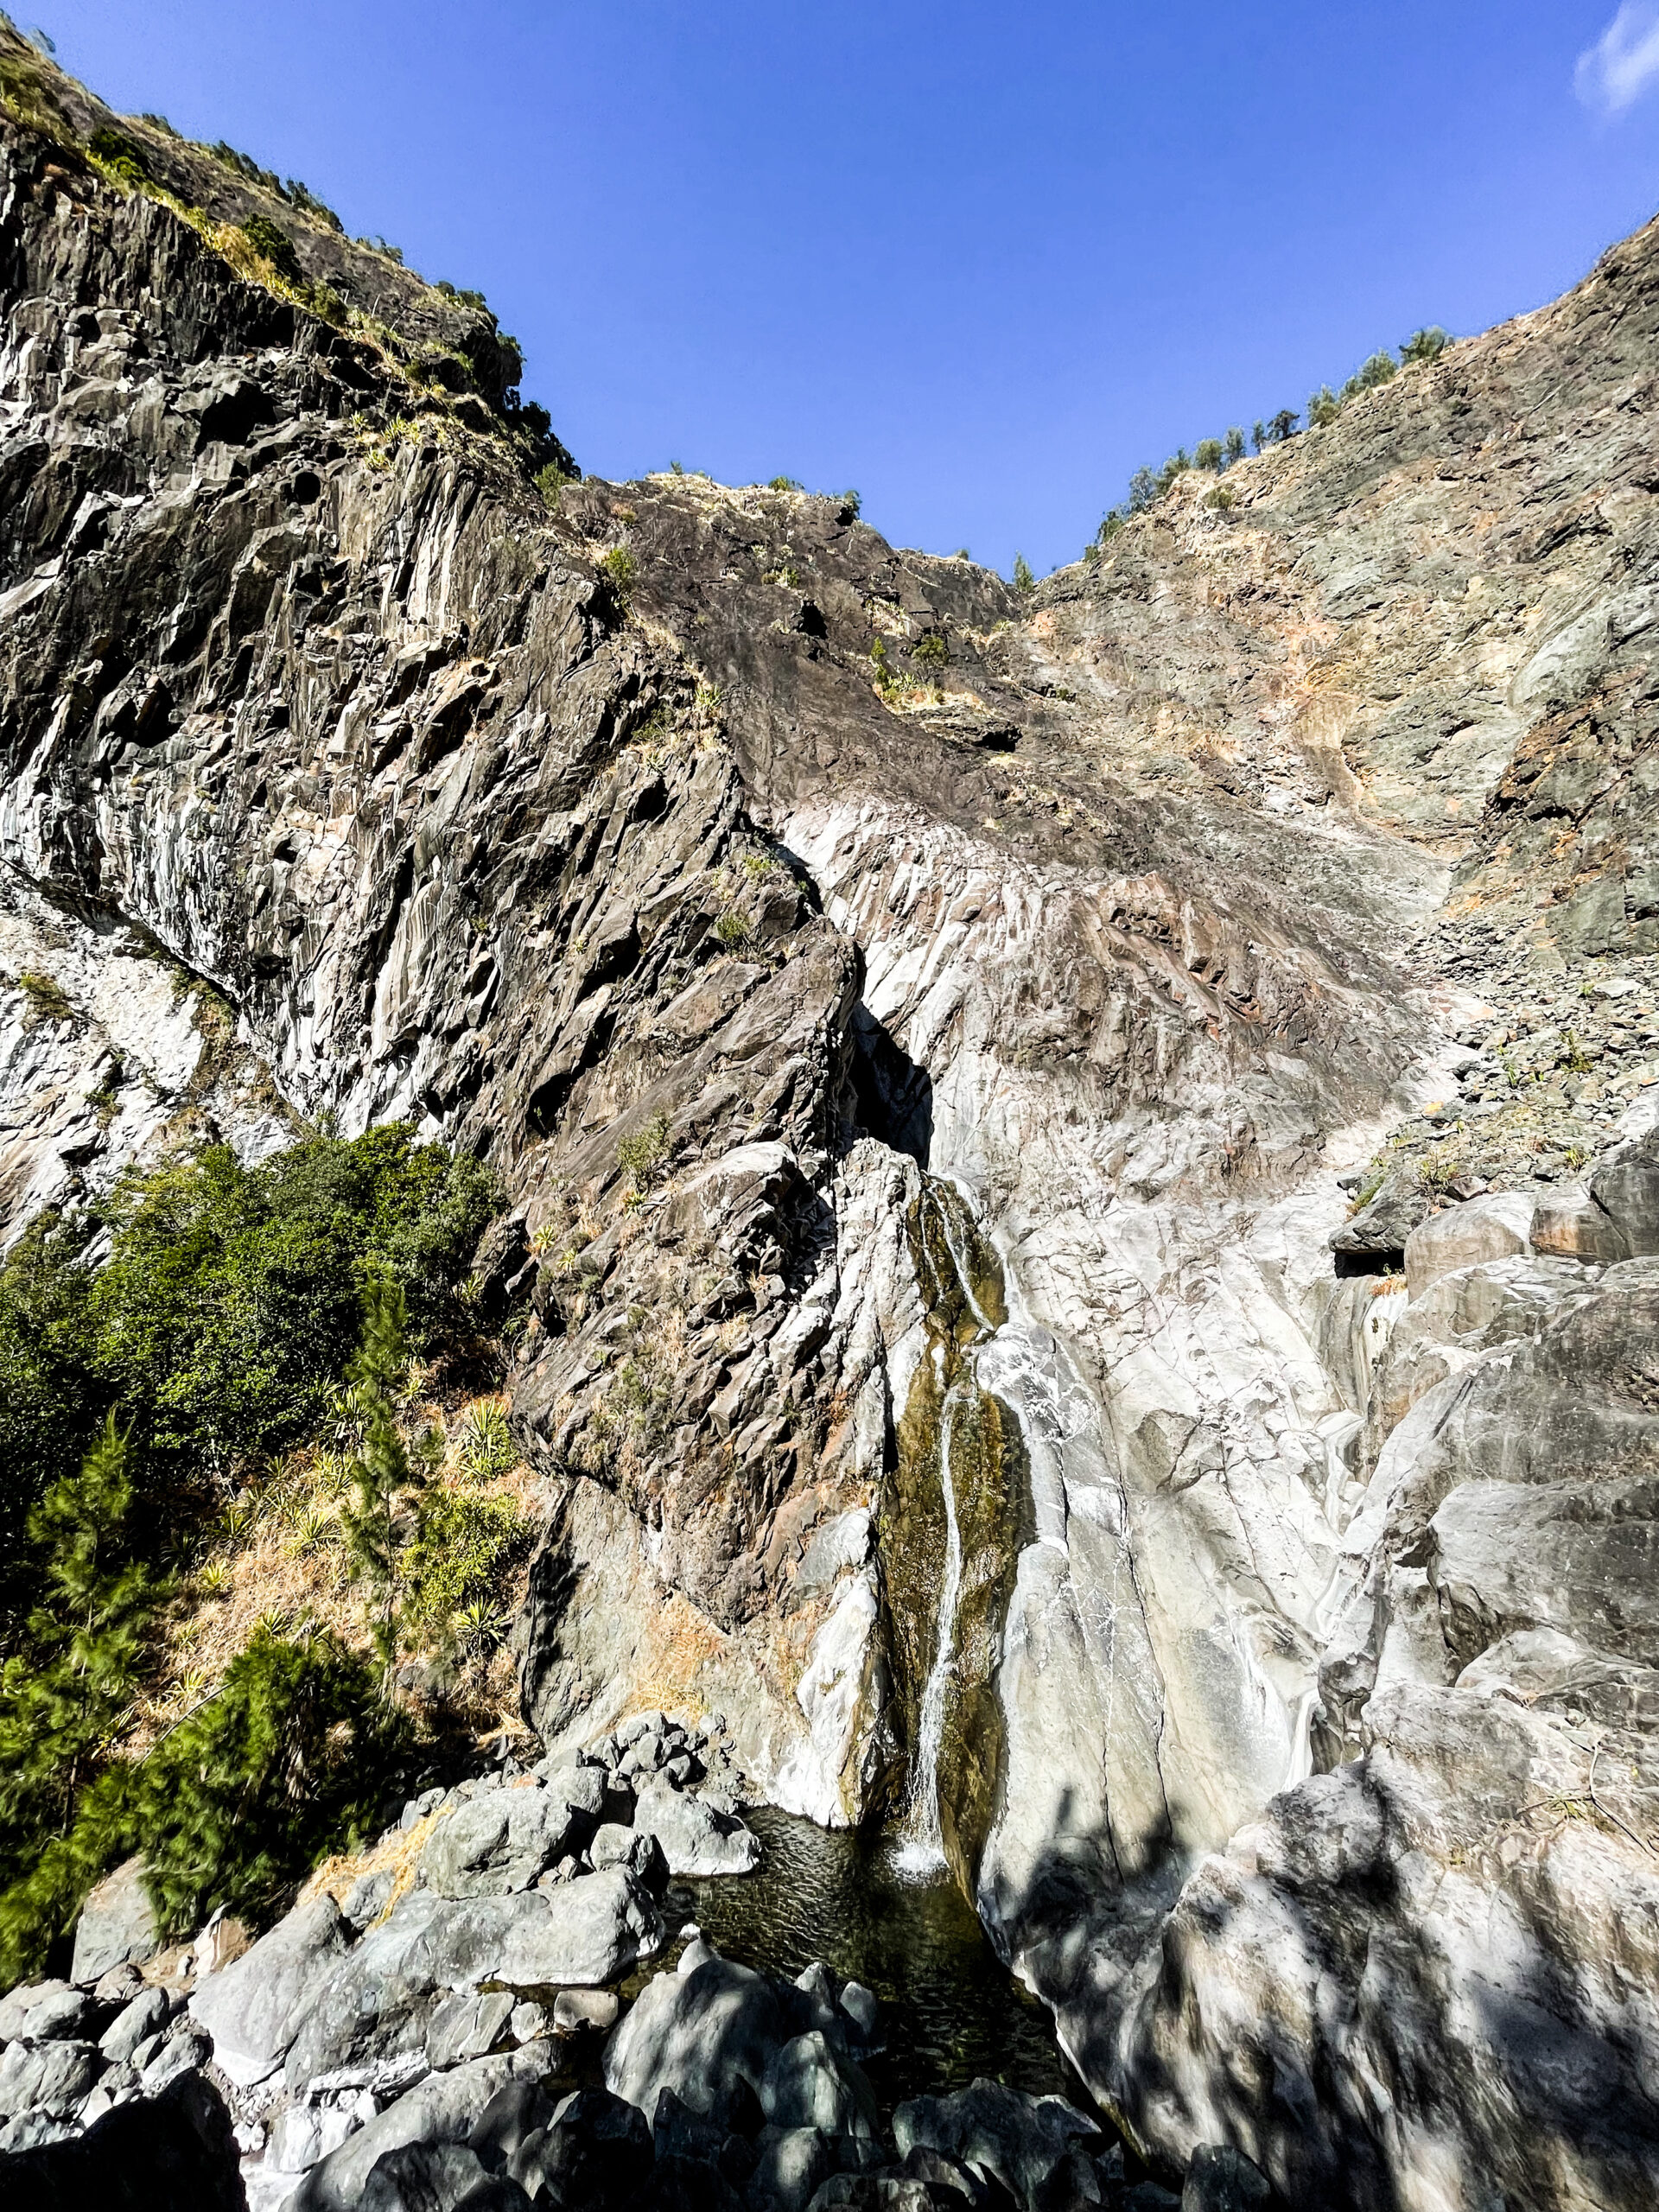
896;1374;965;1872
895;1177;1001;1875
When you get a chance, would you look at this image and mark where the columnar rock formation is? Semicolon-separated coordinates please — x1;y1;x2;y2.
4;26;1659;2207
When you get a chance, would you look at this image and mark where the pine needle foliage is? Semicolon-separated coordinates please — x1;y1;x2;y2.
339;1273;435;1681
0;1421;160;1889
138;1627;406;1932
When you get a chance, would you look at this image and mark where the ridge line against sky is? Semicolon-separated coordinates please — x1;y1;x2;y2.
35;3;1659;577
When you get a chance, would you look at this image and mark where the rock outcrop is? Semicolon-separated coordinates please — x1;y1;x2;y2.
6;24;1659;2208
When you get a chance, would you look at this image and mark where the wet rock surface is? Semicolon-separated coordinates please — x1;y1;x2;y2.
7;22;1659;2209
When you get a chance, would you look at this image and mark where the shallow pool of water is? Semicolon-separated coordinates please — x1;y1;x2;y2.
664;1806;1094;2115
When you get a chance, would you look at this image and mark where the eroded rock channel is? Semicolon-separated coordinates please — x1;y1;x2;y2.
4;24;1659;2212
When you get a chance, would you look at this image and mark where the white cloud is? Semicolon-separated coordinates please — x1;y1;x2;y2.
1577;3;1659;115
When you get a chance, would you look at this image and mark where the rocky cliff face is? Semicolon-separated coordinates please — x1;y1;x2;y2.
5;27;1659;2207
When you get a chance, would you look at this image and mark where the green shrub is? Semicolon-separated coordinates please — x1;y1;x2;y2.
16;969;74;1027
1308;385;1343;427
1224;427;1246;466
600;546;636;600
1013;553;1035;594
870;636;899;696
535;461;572;506
913;631;947;669
455;1400;515;1480
139;1628;406;1933
403;1492;531;1643
87;126;149;186
617;1109;671;1189
0;1127;497;1637
240;214;302;284
1402;326;1450;365
767;475;804;493
1193;438;1224;472
838;490;862;521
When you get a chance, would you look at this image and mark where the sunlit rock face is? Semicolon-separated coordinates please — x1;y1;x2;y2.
7;27;1659;2202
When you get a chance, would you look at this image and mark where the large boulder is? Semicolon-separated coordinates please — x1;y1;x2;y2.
893;2082;1100;2212
760;2033;879;2139
283;1872;661;2088
508;2086;652;2209
418;1785;588;1898
1529;1187;1631;1264
0;2070;242;2211
0;2040;99;2121
359;2138;493;2211
293;2055;520;2212
69;1859;160;1988
605;1952;785;2124
0;1982;92;2045
1403;1192;1535;1299
631;1782;762;1878
188;1889;352;2088
1591;1131;1659;1255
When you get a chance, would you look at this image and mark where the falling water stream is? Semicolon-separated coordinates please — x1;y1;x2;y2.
894;1367;967;1874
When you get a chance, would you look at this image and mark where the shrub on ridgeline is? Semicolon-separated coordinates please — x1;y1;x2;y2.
1013;553;1035;594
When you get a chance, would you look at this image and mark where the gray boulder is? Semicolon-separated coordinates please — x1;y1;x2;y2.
760;2033;878;2139
1403;1191;1535;1297
283;1871;660;2088
0;2039;100;2120
1592;1131;1659;1255
99;1986;172;2065
0;1982;93;2045
0;2070;243;2211
750;2125;836;2211
419;1785;587;1898
69;1858;160;1987
632;1781;762;1877
605;1952;785;2122
188;1888;351;2087
361;2138;491;2211
508;2086;652;2209
136;2025;212;2096
294;2055;520;2212
893;2082;1101;2212
1181;2145;1270;2212
590;1823;671;1892
427;1991;515;2069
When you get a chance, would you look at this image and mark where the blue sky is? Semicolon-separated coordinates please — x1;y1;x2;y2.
36;3;1659;577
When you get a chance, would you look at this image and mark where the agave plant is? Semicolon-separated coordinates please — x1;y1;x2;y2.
197;1557;232;1598
456;1400;515;1481
220;1497;257;1543
454;1599;512;1659
289;1503;334;1555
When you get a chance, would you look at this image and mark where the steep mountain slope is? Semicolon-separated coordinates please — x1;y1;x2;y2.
3;25;1659;2207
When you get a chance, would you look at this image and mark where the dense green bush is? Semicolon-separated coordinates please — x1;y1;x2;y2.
403;1491;530;1646
0;1126;497;1634
239;214;302;283
139;1628;407;1933
0;1422;160;1897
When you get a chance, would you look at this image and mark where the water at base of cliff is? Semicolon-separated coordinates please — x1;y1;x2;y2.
668;1804;1088;2111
